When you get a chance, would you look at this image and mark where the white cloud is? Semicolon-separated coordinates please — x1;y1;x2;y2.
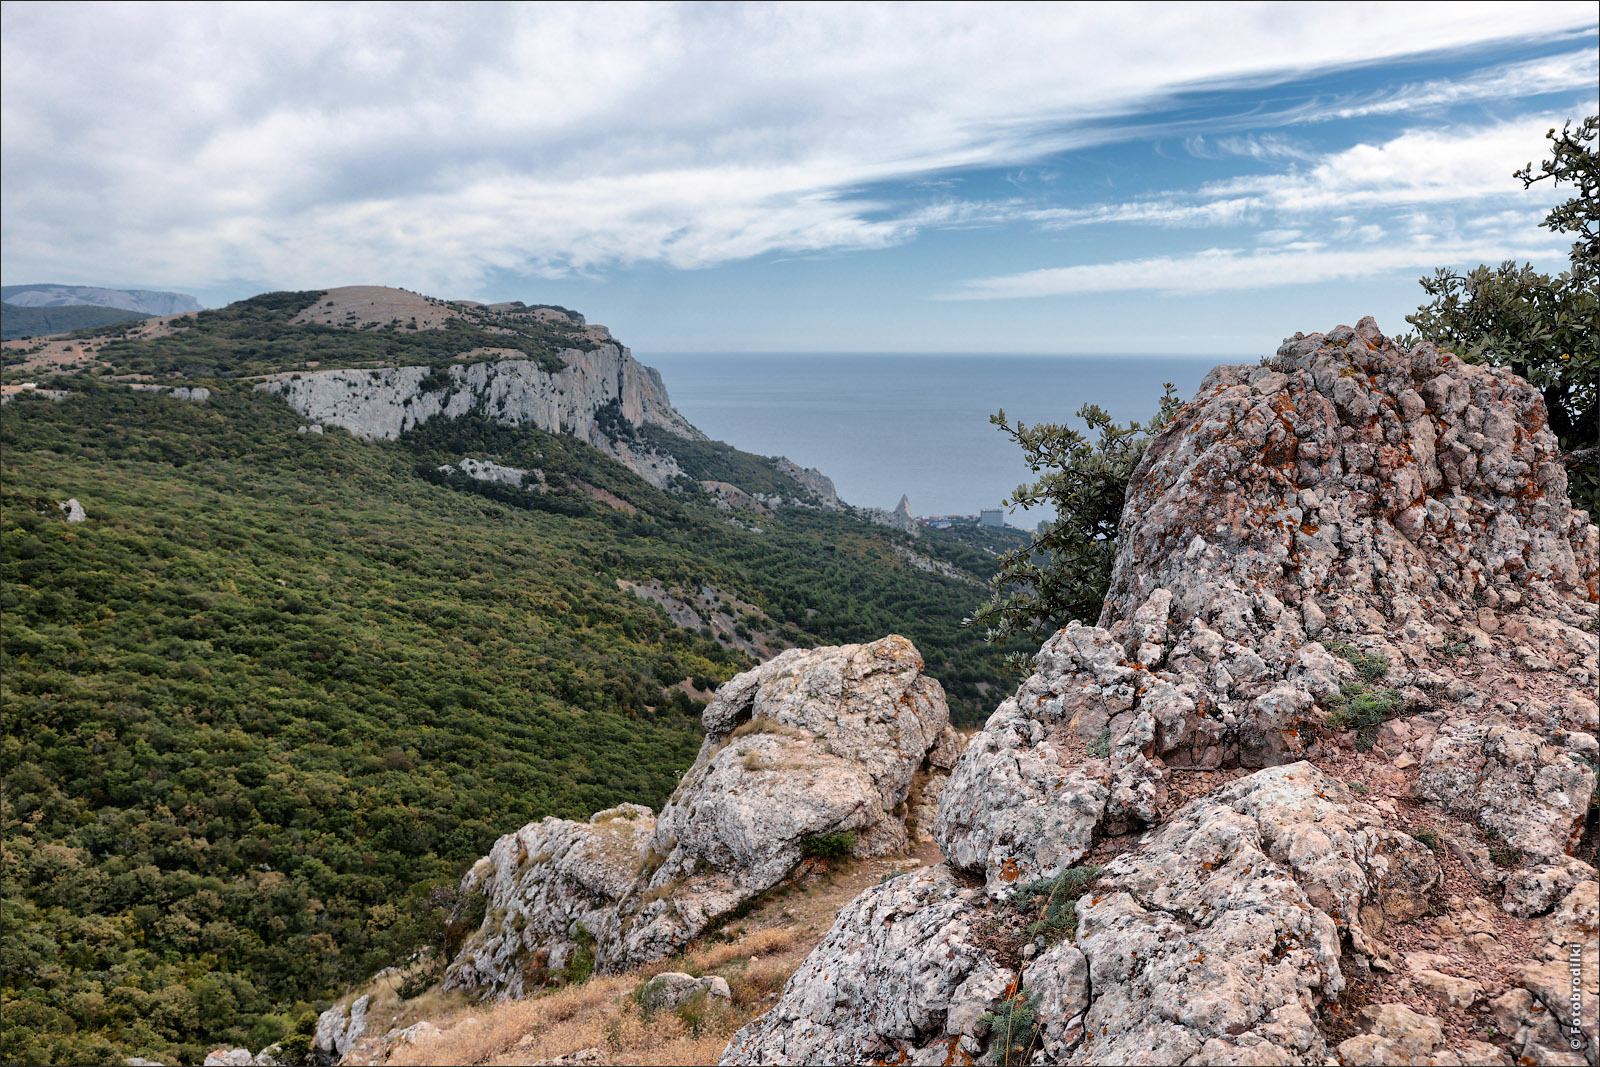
943;234;1571;299
1021;115;1585;240
2;1;1594;295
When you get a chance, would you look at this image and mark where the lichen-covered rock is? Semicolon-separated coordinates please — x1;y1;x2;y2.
933;319;1598;896
933;692;1110;897
719;865;1012;1066
639;972;732;1011
442;804;654;997
1334;1003;1471;1067
1415;721;1596;864
438;636;957;987
602;636;952;968
1070;763;1436;1065
729;763;1440;1066
1106;317;1595;634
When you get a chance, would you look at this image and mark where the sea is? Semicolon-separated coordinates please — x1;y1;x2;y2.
638;353;1237;523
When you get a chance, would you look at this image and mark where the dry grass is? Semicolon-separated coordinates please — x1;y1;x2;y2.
371;851;929;1066
729;717;808;741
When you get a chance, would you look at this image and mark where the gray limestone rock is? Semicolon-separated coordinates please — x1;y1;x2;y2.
1416;721;1596;865
312;993;368;1065
257;345;699;487
639;972;731;1012
58;498;85;522
442;804;653;997
773;458;841;510
202;1051;252;1067
602;635;950;968
441;636;954;988
728;763;1441;1067
719;864;1011;1066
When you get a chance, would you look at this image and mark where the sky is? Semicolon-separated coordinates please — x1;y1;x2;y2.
2;2;1595;355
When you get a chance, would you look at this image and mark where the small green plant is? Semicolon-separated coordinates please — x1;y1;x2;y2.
1411;827;1443;852
1348;782;1369;794
1322;640;1389;681
1088;729;1111;759
800;831;857;860
1439;639;1470;658
675;989;713;1037
274;1010;320;1067
1488;844;1524;869
980;989;1042;1066
562;925;596;984
1009;865;1104;944
1324;682;1402;751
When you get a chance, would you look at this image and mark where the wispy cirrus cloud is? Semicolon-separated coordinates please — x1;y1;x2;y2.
942;232;1571;299
945;112;1589;300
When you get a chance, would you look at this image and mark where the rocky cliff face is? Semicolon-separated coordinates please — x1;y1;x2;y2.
724;320;1599;1066
257;345;701;486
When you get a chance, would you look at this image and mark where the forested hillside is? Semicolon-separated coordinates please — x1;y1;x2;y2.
0;304;1025;1065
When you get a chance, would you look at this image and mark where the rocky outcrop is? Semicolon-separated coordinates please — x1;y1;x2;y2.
721;864;1011;1065
58;498;85;523
437;457;544;490
722;320;1598;1066
856;493;918;535
1067;764;1437;1065
935;319;1597;896
441;805;654;998
773;458;841;510
438;636;963;996
728;763;1440;1066
257;345;701;487
126;383;211;401
313;994;369;1065
601;635;957;969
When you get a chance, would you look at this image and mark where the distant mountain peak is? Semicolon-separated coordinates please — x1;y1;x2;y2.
1;283;201;316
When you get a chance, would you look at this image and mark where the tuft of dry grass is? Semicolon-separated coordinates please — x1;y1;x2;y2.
729;717;808;741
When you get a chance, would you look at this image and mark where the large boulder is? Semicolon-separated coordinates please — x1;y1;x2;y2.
601;635;956;968
440;635;961;991
442;803;654;997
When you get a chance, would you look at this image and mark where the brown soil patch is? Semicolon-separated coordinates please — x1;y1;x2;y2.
291;286;462;330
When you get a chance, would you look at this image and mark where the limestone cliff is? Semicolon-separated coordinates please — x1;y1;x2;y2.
256;344;701;487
